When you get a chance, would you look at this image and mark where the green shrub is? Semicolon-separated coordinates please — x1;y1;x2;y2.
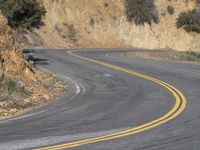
89;18;95;27
67;24;78;43
124;0;159;25
176;10;200;33
0;0;46;29
3;78;18;94
0;96;6;102
180;52;200;62
3;77;30;95
167;5;174;15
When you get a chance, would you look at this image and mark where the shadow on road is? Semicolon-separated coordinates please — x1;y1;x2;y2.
23;49;49;65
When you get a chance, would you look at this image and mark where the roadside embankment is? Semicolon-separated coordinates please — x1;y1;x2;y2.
0;13;65;119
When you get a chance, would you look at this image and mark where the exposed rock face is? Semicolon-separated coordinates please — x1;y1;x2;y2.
35;0;124;48
0;14;15;50
0;13;65;119
0;13;48;96
33;0;200;51
119;0;200;51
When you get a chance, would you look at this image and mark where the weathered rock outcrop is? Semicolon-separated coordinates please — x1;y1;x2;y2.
0;13;64;119
0;13;55;105
33;0;200;51
0;13;36;79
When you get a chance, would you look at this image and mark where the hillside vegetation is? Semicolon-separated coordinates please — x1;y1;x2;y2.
177;9;200;33
0;0;46;29
124;0;159;25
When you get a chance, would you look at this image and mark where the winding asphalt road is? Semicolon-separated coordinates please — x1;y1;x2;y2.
0;49;200;150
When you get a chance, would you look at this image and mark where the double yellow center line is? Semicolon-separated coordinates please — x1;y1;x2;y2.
36;50;187;150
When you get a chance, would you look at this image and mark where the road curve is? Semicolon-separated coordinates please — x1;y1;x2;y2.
0;49;200;150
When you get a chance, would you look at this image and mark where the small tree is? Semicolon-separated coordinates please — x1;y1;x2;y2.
167;5;174;15
0;0;46;29
124;0;159;25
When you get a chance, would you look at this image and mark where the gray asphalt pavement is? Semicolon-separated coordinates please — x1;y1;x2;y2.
0;49;199;150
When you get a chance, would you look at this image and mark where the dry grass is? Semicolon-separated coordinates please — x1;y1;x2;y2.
0;73;66;119
124;50;200;63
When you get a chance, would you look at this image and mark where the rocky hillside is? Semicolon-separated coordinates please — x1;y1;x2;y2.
0;13;64;119
25;0;200;51
0;13;38;85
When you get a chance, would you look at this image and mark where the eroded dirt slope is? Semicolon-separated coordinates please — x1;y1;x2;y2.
0;13;64;119
30;0;200;51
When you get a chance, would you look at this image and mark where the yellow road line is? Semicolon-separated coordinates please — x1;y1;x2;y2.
36;50;187;150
